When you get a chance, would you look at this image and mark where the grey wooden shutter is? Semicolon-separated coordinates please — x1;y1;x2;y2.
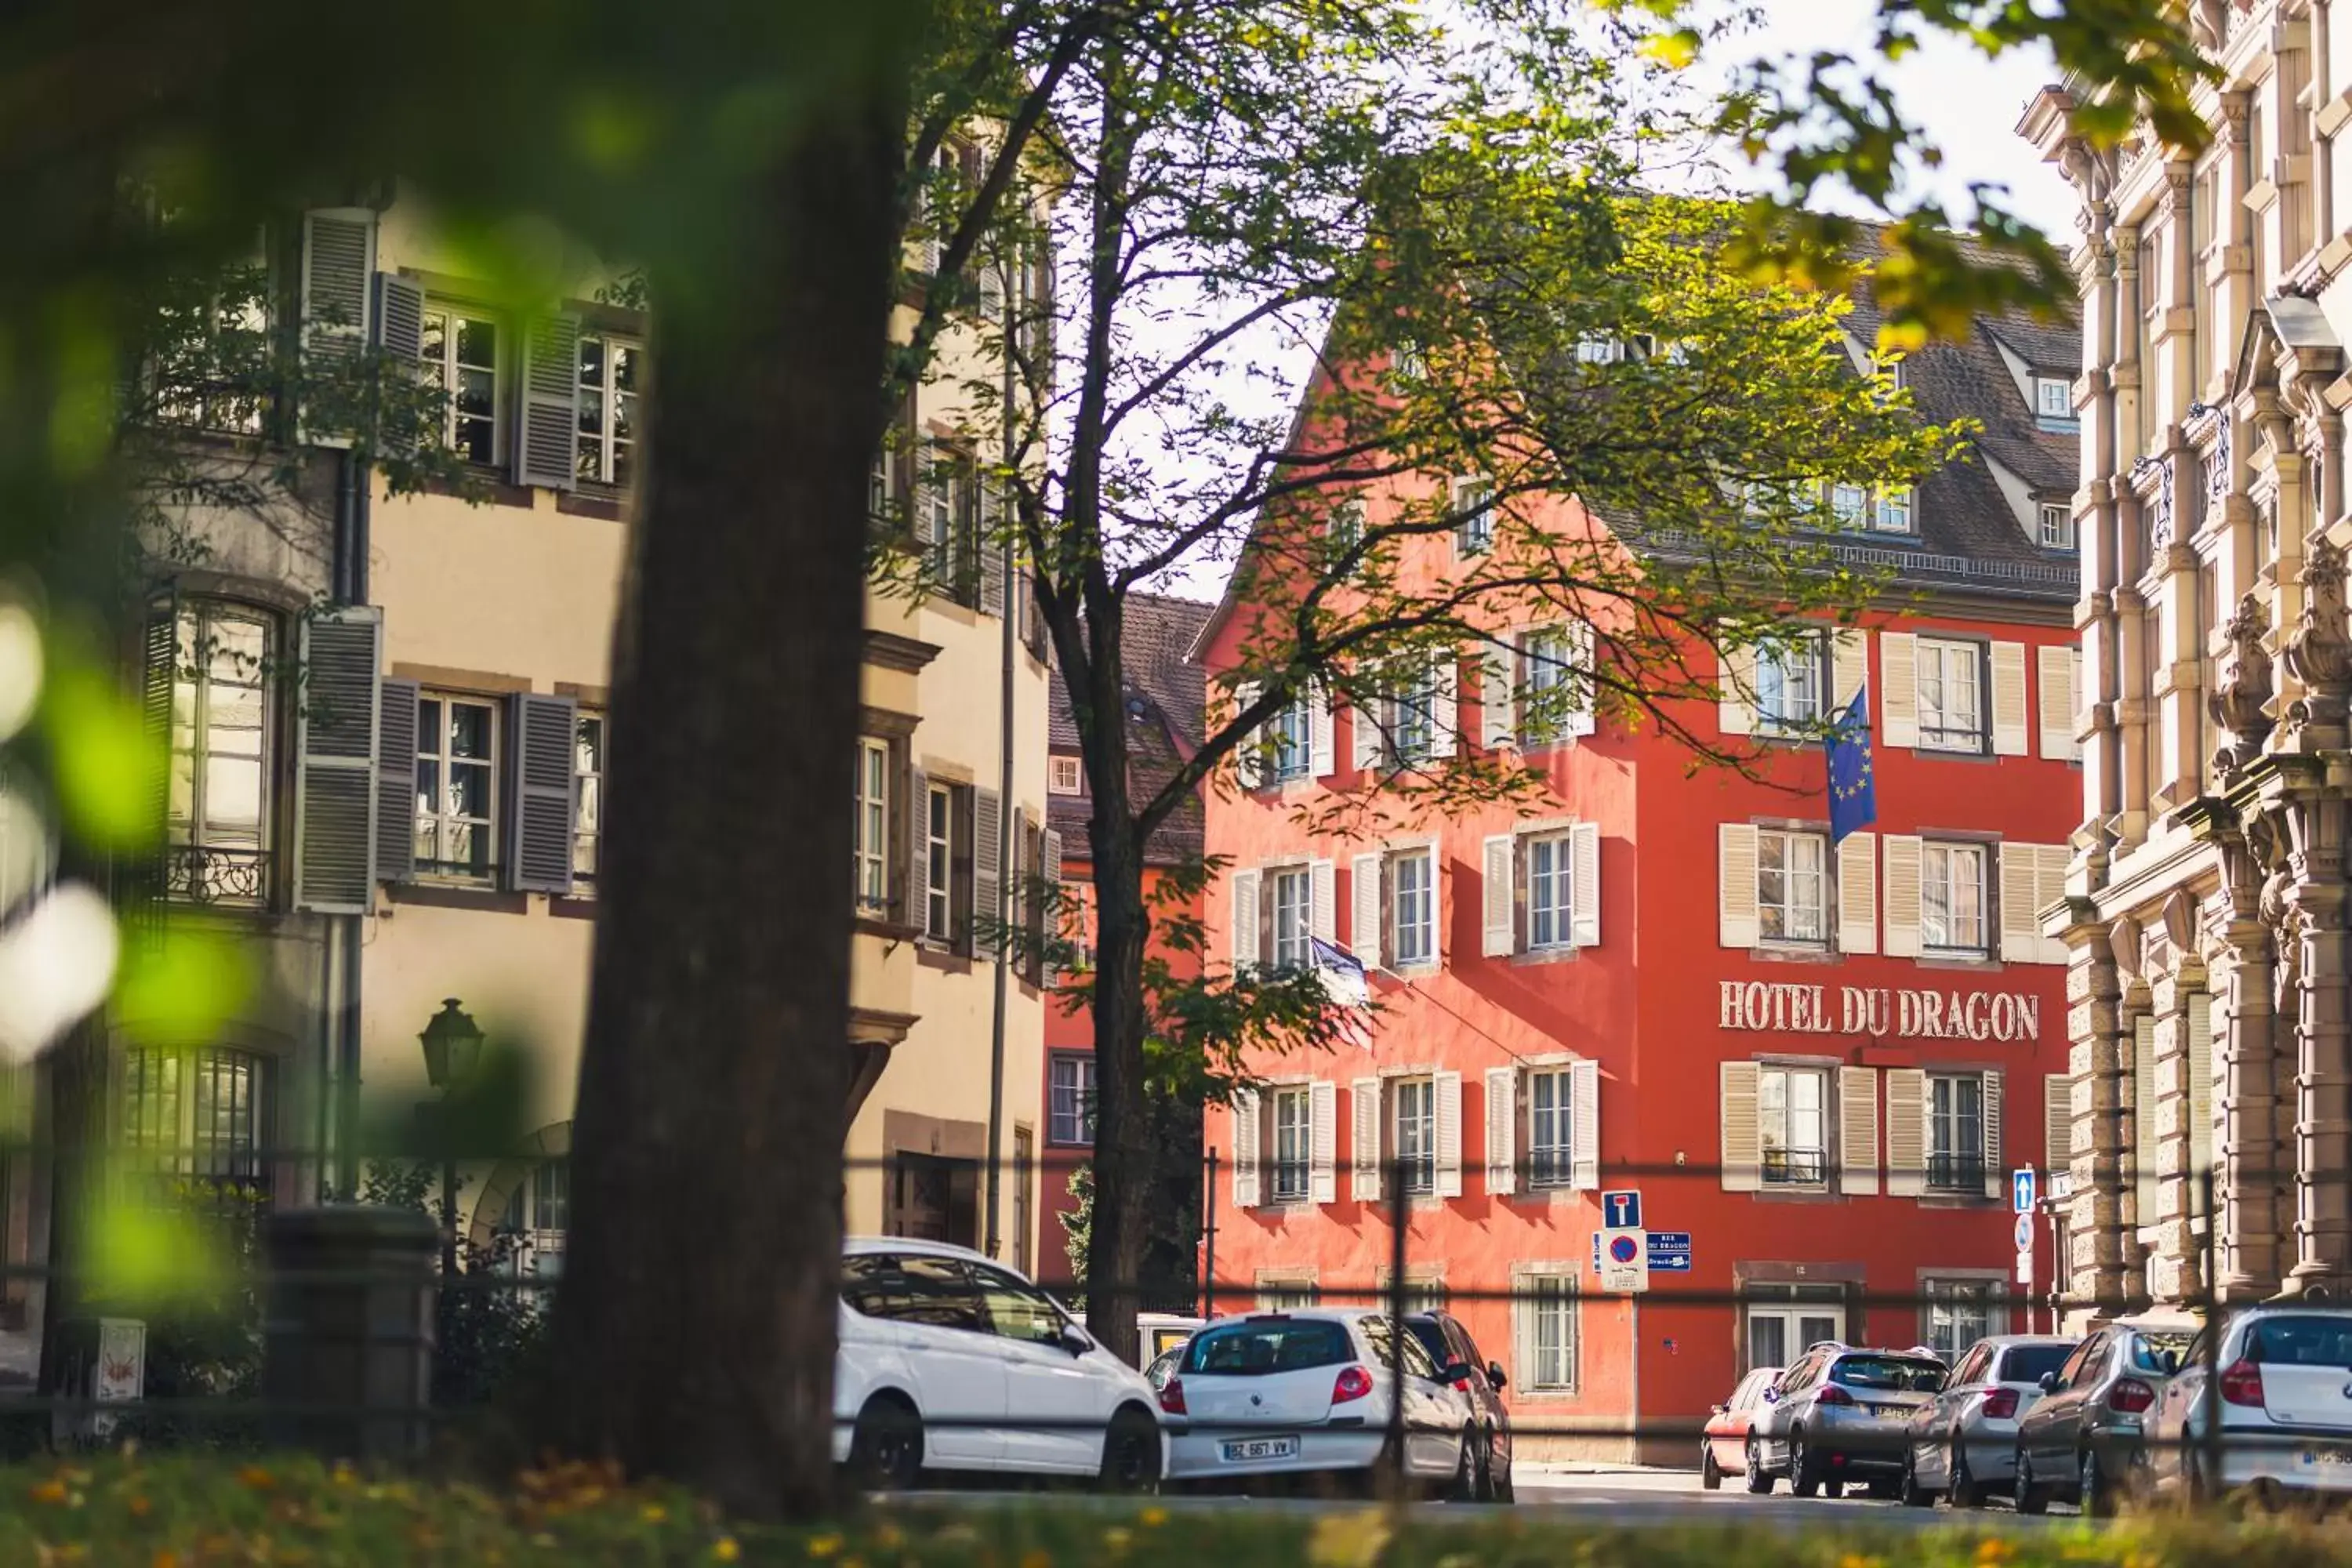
140;589;178;845
978;482;1007;617
299;209;376;446
504;692;579;892
1980;1070;2005;1200
292;608;383;913
369;273;427;456
514;314;583;490
907;768;931;937
374;677;419;884
1041;829;1064;985
973;787;1003;954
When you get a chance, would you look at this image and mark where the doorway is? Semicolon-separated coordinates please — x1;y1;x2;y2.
889;1152;980;1249
1742;1287;1846;1374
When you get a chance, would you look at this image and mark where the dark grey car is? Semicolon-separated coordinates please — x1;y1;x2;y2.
1406;1311;1515;1502
2014;1314;2195;1515
1748;1345;1947;1498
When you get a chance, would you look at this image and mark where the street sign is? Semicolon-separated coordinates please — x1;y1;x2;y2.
2016;1247;2034;1287
1601;1189;1643;1229
2012;1168;2037;1214
2051;1170;2074;1202
2013;1214;2034;1251
1647;1231;1693;1272
1598;1228;1650;1293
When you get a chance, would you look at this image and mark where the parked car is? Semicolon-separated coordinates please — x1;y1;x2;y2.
1083;1312;1205;1369
1747;1345;1947;1498
1406;1310;1516;1501
1896;1335;2075;1507
1702;1367;1780;1490
2014;1312;2195;1515
833;1238;1167;1490
2146;1306;2352;1504
1162;1311;1481;1496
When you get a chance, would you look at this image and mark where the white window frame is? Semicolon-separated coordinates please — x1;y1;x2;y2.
1391;848;1436;967
1393;1076;1436;1195
1048;1053;1096;1146
1926;1072;1989;1193
416;692;499;882
1269;866;1312;971
168;601;276;880
1755;633;1826;735
1875;485;1915;534
1526;833;1574;953
1755;827;1828;946
853;736;891;915
1829;482;1867;528
1759;1062;1831;1188
575;332;641;486
573;710;605;888
2038;503;2074;550
1391;666;1438;764
1526;1067;1574;1188
2035;376;2073;421
1048;755;1083;794
1270;1086;1312;1203
1519;626;1577;745
1257;1276;1320;1312
1518;1271;1580;1393
420;303;501;465
1916;637;1985;753
1270;695;1313;782
924;782;954;941
1452;474;1496;556
1921;840;1987;956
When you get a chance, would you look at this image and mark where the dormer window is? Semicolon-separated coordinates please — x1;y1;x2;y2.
2039;503;2074;550
2035;376;2077;431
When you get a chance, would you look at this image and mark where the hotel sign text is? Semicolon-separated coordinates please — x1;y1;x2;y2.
1719;981;2042;1043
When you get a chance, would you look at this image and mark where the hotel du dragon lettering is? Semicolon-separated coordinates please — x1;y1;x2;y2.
1717;980;2042;1044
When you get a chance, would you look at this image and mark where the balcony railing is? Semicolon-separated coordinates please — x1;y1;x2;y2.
162;844;273;909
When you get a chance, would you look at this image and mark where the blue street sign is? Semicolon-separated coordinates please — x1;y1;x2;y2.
1606;1233;1641;1265
1602;1189;1642;1229
1593;1232;1691;1272
2012;1169;2037;1214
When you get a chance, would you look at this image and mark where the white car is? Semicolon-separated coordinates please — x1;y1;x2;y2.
1161;1309;1482;1494
2147;1306;2352;1502
833;1238;1167;1490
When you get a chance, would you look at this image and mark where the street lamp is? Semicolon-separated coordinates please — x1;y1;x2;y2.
418;999;484;1276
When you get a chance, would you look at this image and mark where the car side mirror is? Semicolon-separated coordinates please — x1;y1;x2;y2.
1487;1362;1508;1392
1762;1387;1780;1404
2038;1372;2059;1393
1710;1403;1727;1416
1058;1324;1092;1357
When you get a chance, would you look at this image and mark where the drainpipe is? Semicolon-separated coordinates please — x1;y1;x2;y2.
983;253;1017;1260
325;430;372;1202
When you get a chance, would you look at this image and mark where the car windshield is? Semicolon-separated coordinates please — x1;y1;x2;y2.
2245;1316;2352;1369
1831;1356;1945;1393
1182;1319;1352;1377
2128;1331;2193;1373
1998;1345;2072;1385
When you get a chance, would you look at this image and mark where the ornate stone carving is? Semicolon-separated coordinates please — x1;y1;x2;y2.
2057;140;2117;207
2285;538;2352;742
2190;0;2228;50
2209;419;2234;510
2211;593;2277;776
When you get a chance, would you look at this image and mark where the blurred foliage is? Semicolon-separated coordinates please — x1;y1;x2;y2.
352;1162;553;1413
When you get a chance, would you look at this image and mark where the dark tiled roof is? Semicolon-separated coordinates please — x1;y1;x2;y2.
1047;591;1213;866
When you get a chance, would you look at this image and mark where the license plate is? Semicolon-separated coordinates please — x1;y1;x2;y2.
1869;1406;1908;1420
1221;1436;1300;1462
2302;1447;2352;1467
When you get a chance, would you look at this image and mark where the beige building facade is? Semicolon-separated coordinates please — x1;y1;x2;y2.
20;183;1052;1338
2023;0;2352;1317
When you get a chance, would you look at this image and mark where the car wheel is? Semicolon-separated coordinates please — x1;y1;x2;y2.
1823;1476;1846;1500
1470;1428;1497;1503
1790;1433;1821;1498
1744;1436;1775;1495
1946;1437;1981;1510
1900;1451;1936;1508
1702;1445;1723;1490
1098;1405;1163;1493
848;1395;924;1491
1490;1439;1515;1505
1448;1430;1478;1503
2079;1447;2111;1519
2014;1446;2049;1515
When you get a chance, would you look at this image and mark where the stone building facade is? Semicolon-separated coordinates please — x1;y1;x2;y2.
2021;0;2352;1318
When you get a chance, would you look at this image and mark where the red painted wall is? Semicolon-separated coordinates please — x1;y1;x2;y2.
1199;588;2079;1460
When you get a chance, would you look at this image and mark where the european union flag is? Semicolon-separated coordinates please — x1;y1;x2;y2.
1826;688;1876;844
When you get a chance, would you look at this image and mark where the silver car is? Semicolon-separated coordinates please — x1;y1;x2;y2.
1747;1345;1948;1498
1897;1335;2075;1507
2146;1305;2352;1503
2014;1312;2195;1515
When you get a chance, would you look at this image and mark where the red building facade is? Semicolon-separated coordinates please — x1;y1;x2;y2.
1198;304;2086;1461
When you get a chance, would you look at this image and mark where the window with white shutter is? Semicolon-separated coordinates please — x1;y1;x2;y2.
1755;632;1828;735
1269;1086;1312;1203
1758;828;1829;946
1831;627;1868;713
1526;831;1574;952
1836;832;1877;954
1880;632;1919;746
1481;835;1515;957
1917;637;1987;753
1310;858;1335;946
415;691;499;884
1718;644;1759;736
1484;1067;1517;1194
1229;868;1261;975
1310;1080;1338;1203
1352;1076;1383;1202
1998;841;2042;963
1390;847;1436;968
1990;641;2029;756
1352;677;1387;772
1925;1071;1989;1193
1720;1062;1762;1192
1719;824;1760;948
1232;1091;1261;1208
1882;835;1924;956
1838;1065;1879;1196
1570;821;1601;948
1308;684;1335;777
1434;1070;1463;1198
1351;853;1384;970
1570;1058;1600;1190
1886;1068;1927;1197
2035;844;2071;964
2043;1071;2073;1174
1392;1076;1436;1196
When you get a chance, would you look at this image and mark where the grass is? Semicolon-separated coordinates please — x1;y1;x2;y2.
2;1454;2352;1565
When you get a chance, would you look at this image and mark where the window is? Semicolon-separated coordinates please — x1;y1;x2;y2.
498;1159;572;1279
1520;1274;1579;1392
840;1252;985;1330
420;306;499;464
1756;828;1828;946
971;1262;1067;1346
1755;633;1825;734
1744;1293;1845;1373
1255;1279;1321;1312
924;783;954;941
1271;1087;1312;1203
1391;666;1439;764
1048;1054;1095;1146
122;1045;273;1191
853;737;891;915
1519;627;1578;744
1921;841;1987;954
1329;501;1365;575
1875;486;1915;534
1924;1278;1997;1362
1759;1063;1830;1185
1829;483;1867;528
1390;341;1425;380
1527;1067;1573;1186
1927;1073;1987;1192
1393;1077;1436;1195
1048;755;1082;794
575;334;641;486
2036;376;2074;424
1526;833;1573;952
1270;866;1312;972
573;713;605;887
1188;1316;1348;1374
1261;695;1312;783
1392;848;1435;967
1916;637;1984;752
1453;476;1495;556
415;695;498;880
2039;503;2074;550
165;603;274;907
916;444;978;604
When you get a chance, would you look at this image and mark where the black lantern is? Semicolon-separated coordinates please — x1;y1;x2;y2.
419;998;483;1091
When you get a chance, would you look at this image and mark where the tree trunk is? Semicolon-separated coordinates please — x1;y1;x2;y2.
1084;815;1152;1367
538;96;904;1519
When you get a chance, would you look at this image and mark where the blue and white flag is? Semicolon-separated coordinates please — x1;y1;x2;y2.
1310;936;1374;1050
1826;687;1877;844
